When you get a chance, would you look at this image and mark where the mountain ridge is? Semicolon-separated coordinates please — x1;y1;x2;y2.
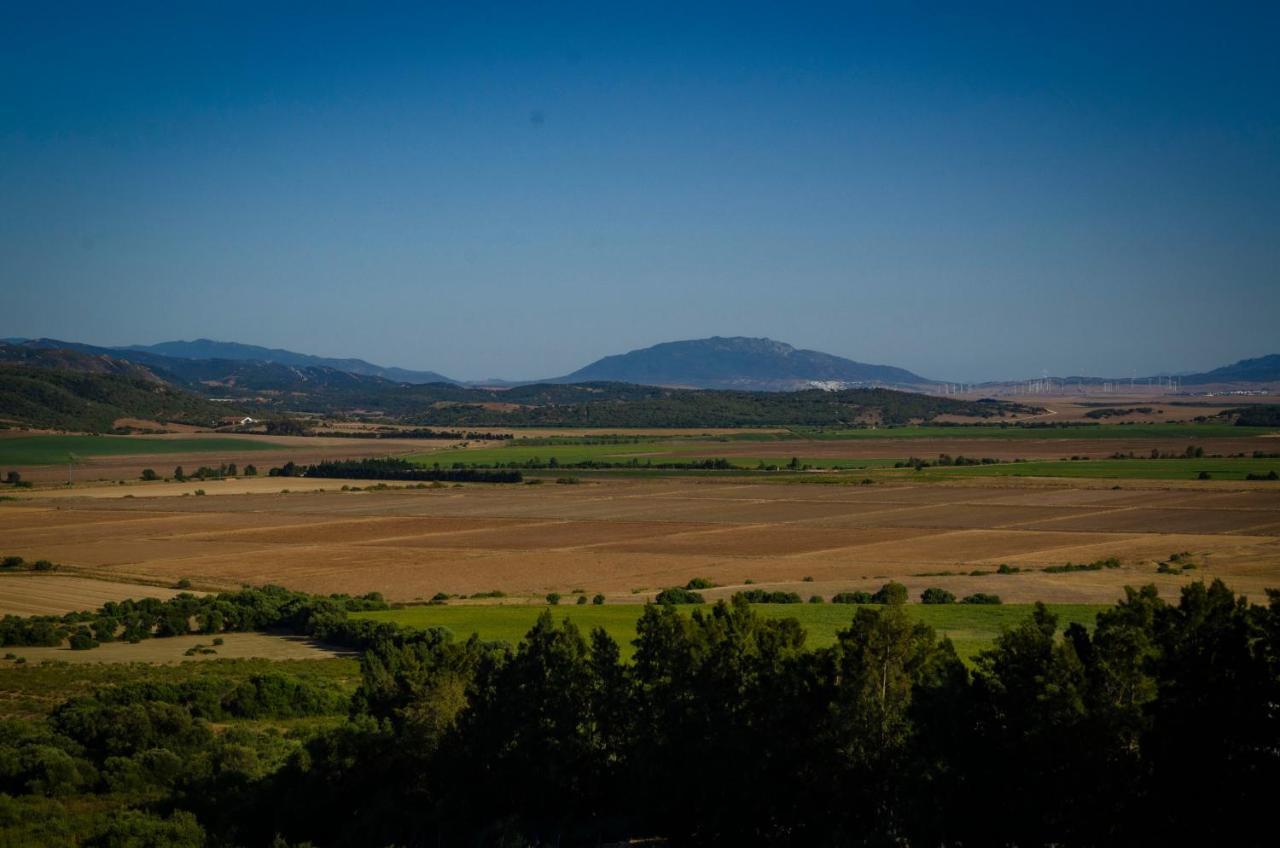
555;336;930;390
125;339;456;385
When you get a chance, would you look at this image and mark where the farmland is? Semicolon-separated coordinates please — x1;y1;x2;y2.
2;470;1277;606
0;419;1277;848
0;434;283;465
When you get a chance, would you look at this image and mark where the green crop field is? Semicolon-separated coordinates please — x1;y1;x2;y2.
409;441;899;470
354;602;1105;663
915;457;1280;481
0;434;285;466
792;423;1276;440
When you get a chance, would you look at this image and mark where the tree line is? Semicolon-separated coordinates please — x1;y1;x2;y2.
269;458;522;483
2;579;1277;845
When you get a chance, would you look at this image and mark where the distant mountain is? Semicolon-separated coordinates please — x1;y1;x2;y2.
126;339;457;384
556;337;930;390
1180;354;1280;385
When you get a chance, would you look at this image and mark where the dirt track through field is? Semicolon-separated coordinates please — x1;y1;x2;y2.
2;475;1278;606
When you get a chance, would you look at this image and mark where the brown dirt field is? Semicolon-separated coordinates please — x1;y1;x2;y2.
2;475;1277;605
5;632;348;665
0;575;192;616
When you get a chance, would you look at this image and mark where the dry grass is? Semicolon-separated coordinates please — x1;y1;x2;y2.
3;632;349;665
0;574;192;616
2;474;1277;606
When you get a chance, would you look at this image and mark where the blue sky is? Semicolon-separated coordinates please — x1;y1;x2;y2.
2;2;1277;382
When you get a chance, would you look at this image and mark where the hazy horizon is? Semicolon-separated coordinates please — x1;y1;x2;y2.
3;4;1277;382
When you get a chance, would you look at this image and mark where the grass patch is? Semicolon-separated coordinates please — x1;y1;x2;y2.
0;435;284;466
409;441;898;471
354;603;1104;663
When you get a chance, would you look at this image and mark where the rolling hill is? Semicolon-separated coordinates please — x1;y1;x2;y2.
1180;354;1280;385
124;339;457;384
0;363;238;432
555;337;931;390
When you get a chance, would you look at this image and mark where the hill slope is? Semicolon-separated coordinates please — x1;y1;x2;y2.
557;337;930;390
0;364;237;432
126;339;456;384
1180;354;1280;385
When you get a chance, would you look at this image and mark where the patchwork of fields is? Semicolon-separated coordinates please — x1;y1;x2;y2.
3;476;1277;606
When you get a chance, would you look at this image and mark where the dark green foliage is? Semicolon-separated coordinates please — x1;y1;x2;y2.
684;577;716;590
920;587;956;604
1229;404;1280;427
832;591;874;604
961;593;1003;605
592;594;606;605
2;581;1278;847
0;364;234;431
871;581;909;605
654;587;704;605
545;592;561;605
295;457;521;483
139;468;158;481
1044;557;1122;574
733;589;803;604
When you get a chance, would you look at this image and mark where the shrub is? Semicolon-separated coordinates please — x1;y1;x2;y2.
140;468;159;481
1;555;24;569
921;587;956;604
832;591;873;604
685;577;716;590
871;582;908;605
545;592;561;605
734;589;803;604
592;594;605;605
655;587;705;605
175;578;192;589
576;594;588;605
808;595;824;604
68;631;99;650
32;559;55;572
961;593;1003;604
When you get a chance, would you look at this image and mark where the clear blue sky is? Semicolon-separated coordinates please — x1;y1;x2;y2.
3;2;1277;382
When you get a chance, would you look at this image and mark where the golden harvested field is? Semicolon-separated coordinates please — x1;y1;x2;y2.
2;475;1278;606
3;632;349;665
0;574;193;616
